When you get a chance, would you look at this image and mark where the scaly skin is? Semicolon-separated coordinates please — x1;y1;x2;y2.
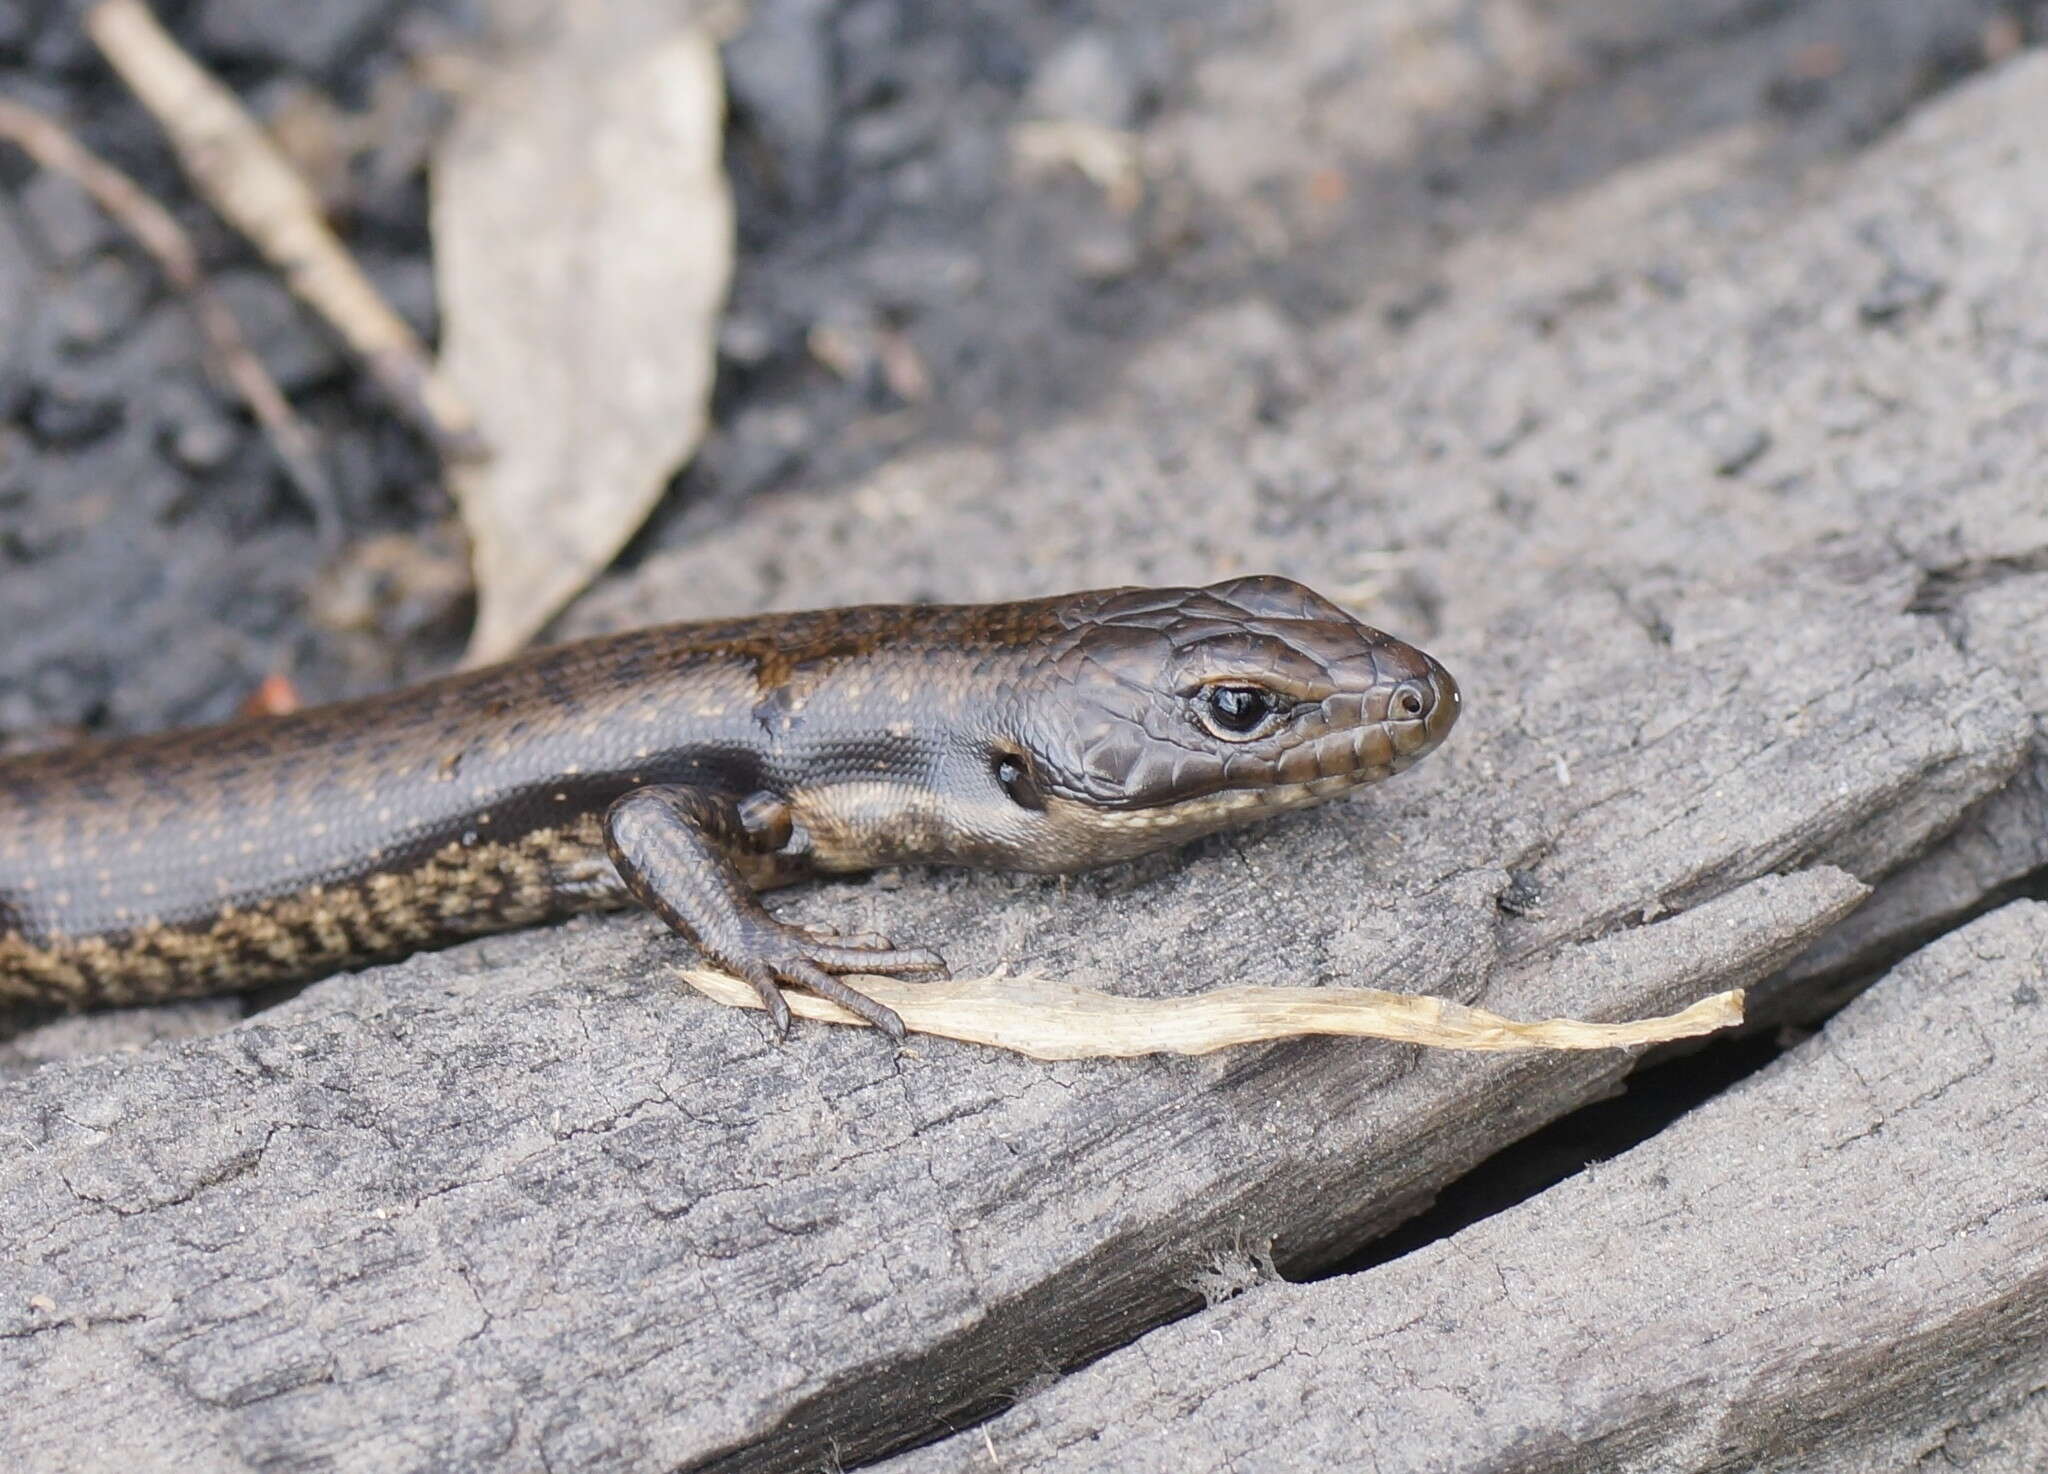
0;576;1459;1035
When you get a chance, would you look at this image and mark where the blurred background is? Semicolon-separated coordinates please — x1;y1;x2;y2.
0;0;2037;742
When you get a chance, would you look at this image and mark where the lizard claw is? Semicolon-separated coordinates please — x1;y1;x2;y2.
724;919;951;1041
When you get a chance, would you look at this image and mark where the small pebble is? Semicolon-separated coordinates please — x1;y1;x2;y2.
157;389;244;474
1710;423;1771;478
1028;31;1141;130
860;245;983;309
846;100;939;168
209;268;344;393
1069;220;1140;282
725;0;838;206
19;172;115;265
29;371;124;447
1858;265;1943;324
0;0;34;57
697;404;813;499
718;312;784;367
50;254;151;352
192;0;394;77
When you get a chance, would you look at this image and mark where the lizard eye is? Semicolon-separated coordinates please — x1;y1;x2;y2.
1389;679;1433;721
1198;684;1282;740
994;751;1045;811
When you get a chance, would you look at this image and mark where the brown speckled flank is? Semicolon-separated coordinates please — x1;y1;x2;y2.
0;578;1459;1031
0;818;612;1008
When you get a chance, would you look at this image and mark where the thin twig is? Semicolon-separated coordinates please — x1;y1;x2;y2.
678;968;1745;1060
84;0;483;459
0;95;338;531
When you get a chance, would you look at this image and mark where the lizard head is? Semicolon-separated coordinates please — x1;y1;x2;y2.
975;575;1460;871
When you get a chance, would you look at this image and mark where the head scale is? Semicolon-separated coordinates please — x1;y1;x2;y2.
979;575;1459;871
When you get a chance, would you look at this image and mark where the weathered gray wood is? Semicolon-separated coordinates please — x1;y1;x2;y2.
8;609;1995;1471
9;20;2048;1474
884;901;2048;1474
1770;575;2048;1014
0;491;2026;1468
0;998;241;1084
1902;1386;2048;1474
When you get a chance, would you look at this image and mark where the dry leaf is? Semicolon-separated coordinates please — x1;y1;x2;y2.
434;0;735;664
677;969;1745;1061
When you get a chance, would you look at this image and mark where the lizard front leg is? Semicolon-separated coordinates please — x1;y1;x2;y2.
604;785;946;1039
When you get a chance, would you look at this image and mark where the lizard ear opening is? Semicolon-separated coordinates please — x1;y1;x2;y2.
992;749;1046;811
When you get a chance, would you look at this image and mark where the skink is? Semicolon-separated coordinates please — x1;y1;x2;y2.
0;576;1459;1036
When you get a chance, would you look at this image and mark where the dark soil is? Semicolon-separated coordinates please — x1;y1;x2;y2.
0;0;2027;745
